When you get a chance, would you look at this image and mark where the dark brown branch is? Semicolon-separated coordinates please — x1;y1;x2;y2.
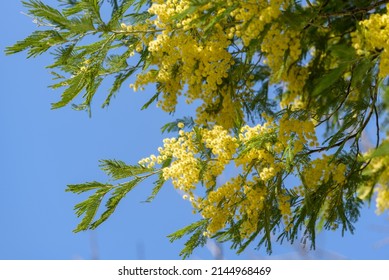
320;0;389;18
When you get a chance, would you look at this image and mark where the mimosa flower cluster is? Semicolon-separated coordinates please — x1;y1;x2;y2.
352;4;389;77
125;0;305;128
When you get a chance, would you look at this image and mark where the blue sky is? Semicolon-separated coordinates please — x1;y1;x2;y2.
1;1;389;260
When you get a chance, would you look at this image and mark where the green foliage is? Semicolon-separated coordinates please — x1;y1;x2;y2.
168;220;208;259
368;141;389;158
5;30;65;58
145;156;171;202
6;0;389;258
6;0;152;111
66;161;159;232
99;159;153;180
161;117;195;133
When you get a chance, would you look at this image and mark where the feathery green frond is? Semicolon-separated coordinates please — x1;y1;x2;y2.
144;156;171;202
7;0;389;259
161;117;195;133
66;181;110;194
89;177;143;229
23;0;70;28
168;219;208;259
5;30;65;58
51;71;88;109
72;186;112;232
99;159;154;180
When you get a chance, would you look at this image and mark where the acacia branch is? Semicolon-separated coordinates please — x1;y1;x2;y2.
308;89;378;155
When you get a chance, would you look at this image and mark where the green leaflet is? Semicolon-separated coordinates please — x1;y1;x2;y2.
368;142;389;158
104;66;138;107
312;63;348;96
99;159;154;180
67;157;166;232
6;0;151;112
383;82;389;110
72;185;113;232
23;0;70;28
89;177;143;229
107;0;136;29
6;0;388;259
62;0;104;25
160;117;195;133
51;71;88;109
5;30;65;58
168;219;208;259
67;175;147;232
328;43;356;63
141;91;160;111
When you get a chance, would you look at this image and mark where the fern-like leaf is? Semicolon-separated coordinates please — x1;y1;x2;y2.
99;159;154;180
90;177;143;229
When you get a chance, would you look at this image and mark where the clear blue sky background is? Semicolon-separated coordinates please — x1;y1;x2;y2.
1;1;389;260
